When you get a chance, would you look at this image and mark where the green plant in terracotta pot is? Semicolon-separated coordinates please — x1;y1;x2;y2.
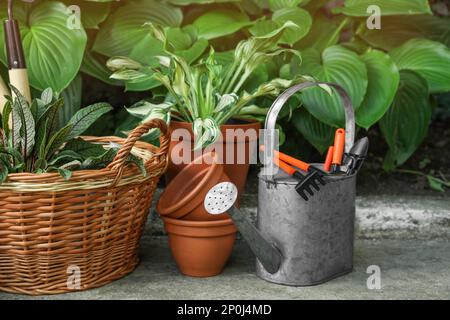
108;22;301;197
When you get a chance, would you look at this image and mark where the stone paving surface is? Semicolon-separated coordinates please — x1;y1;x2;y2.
1;238;449;300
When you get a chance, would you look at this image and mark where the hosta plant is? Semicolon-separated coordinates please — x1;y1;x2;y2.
4;0;448;173
0;87;145;183
108;22;300;149
101;0;450;171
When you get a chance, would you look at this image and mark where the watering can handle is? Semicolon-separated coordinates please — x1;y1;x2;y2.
263;82;355;182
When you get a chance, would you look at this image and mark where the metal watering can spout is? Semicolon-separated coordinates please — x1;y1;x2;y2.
204;182;283;274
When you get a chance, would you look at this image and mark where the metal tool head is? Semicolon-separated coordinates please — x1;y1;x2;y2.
349;137;369;157
342;137;370;175
295;167;327;201
204;182;238;215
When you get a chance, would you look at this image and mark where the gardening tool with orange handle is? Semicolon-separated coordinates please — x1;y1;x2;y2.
324;146;334;172
260;145;327;201
275;158;304;180
260;146;309;172
331;128;346;173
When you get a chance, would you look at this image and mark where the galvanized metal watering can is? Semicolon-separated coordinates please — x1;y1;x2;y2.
205;82;365;286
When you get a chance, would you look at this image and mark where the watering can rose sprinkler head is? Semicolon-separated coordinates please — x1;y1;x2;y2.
204;182;283;275
204;182;238;215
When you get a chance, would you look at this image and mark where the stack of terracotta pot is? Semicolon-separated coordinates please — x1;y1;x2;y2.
157;119;260;277
157;152;238;277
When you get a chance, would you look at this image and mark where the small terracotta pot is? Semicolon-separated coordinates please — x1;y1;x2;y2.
166;120;261;204
157;152;230;221
163;217;237;277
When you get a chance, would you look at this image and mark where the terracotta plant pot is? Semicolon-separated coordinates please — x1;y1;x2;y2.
166;120;260;203
157;152;230;221
163;217;237;277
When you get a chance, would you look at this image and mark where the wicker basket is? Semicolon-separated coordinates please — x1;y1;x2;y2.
0;119;169;295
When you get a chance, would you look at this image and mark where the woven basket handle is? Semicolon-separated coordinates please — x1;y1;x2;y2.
108;118;169;185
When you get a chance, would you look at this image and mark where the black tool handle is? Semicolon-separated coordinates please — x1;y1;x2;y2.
229;206;283;274
4;1;32;104
4;19;26;69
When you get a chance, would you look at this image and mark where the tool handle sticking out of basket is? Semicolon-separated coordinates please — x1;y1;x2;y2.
108;118;170;185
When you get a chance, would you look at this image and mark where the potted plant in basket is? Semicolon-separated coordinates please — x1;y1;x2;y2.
107;22;300;198
0;87;169;295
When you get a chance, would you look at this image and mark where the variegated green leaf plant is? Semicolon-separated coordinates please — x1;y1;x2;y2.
108;21;302;149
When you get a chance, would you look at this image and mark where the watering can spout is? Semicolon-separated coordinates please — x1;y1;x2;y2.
204;182;283;274
227;206;282;274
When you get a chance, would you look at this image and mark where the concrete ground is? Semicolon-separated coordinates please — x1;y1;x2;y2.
1;177;449;300
1;238;449;300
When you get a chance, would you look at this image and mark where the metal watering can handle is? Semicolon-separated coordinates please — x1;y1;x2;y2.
263;82;356;182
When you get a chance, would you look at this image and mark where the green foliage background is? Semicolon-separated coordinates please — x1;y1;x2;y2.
0;0;449;171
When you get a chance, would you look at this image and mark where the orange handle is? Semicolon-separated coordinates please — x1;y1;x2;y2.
260;145;310;171
276;150;310;171
276;158;297;176
332;129;346;165
324;146;334;172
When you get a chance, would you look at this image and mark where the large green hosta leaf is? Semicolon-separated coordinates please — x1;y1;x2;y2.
168;0;239;4
0;2;87;94
272;8;311;45
125;25;209;92
159;26;209;63
81;2;111;29
390;39;450;94
268;0;309;11
379;70;432;170
93;0;182;57
295;14;346;52
192;9;253;40
357;15;450;51
292;107;334;154
298;46;368;127
61;0;111;29
249;7;312;45
338;0;431;16
302;0;330;15
356;50;399;129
